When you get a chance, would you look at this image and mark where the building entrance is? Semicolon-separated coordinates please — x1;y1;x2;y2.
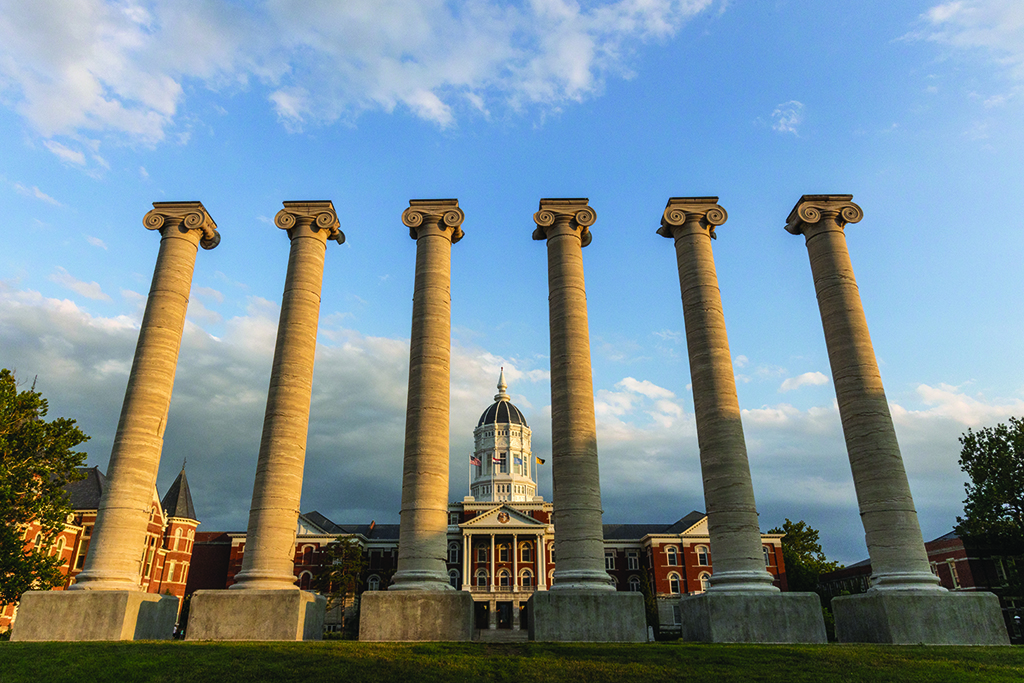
474;601;490;630
497;602;512;629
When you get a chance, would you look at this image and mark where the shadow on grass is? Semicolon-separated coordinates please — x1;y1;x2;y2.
0;641;1022;683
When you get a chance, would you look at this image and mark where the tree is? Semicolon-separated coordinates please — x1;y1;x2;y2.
955;417;1024;551
955;417;1024;594
767;518;843;595
314;536;367;633
0;369;89;605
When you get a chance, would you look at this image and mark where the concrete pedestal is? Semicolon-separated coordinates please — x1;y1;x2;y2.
11;590;179;641
833;591;1009;645
679;591;826;643
358;590;473;641
185;589;325;641
527;591;646;642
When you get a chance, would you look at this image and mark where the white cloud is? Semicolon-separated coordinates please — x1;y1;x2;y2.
0;0;716;149
919;1;1024;78
771;100;804;135
779;371;829;392
48;267;111;301
13;182;62;206
85;235;107;250
139;166;149;179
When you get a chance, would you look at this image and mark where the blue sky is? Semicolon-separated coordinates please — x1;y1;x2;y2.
2;0;1022;565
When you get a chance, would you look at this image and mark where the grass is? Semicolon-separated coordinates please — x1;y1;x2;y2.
0;641;1022;683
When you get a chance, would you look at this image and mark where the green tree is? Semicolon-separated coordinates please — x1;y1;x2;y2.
955;417;1024;594
314;536;367;633
0;369;89;605
767;518;843;595
638;568;660;640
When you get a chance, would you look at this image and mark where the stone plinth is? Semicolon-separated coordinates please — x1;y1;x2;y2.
832;591;1008;645
186;589;325;641
526;591;646;642
678;592;826;644
11;590;179;641
358;591;473;642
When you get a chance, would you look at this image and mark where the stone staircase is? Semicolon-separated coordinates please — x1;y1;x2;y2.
475;628;529;643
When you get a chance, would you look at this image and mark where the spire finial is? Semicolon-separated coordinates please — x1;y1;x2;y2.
495;367;509;401
181;457;187;471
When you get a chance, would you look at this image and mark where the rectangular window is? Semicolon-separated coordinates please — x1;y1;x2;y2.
605;550;615;570
449;512;459;526
947;560;960;589
627;551;639;570
477;547;487;563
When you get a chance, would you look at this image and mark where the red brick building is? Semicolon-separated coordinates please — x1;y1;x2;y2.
2;466;199;632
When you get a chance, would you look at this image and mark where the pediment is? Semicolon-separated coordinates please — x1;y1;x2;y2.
460;505;546;529
682;516;708;536
297;514;332;536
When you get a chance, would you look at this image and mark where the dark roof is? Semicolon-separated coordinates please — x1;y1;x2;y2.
301;512;401;540
477;399;529;427
66;466;105;510
161;468;198;521
603;512;706;540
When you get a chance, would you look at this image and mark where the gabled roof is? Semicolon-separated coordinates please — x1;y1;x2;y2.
299;511;401;540
602;511;708;540
67;466;106;510
160;467;198;521
461;505;546;529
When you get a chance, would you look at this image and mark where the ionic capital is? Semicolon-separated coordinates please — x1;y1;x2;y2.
785;194;863;236
144;201;220;249
656;196;727;240
402;199;464;244
532;198;595;247
275;201;345;244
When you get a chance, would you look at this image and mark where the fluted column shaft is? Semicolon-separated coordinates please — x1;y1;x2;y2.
534;199;613;592
73;203;219;591
391;200;464;591
660;198;777;592
787;195;939;591
233;203;342;590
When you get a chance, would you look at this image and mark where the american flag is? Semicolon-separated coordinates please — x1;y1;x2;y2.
470;456;481;466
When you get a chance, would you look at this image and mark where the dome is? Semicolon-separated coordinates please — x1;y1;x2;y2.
476;369;529;428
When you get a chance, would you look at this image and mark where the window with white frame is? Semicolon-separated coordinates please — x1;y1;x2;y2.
947;559;960;589
521;569;534;587
763;545;772;567
605;549;616;570
475;569;488;587
521;542;533;563
449;512;459;526
628;575;641;592
367;575;381;591
627;550;639;570
699;572;711;592
448;569;460;589
498;569;511;587
448;543;459;564
666;546;678;566
696;545;710;566
499;544;509;562
477;546;487;563
668;572;681;594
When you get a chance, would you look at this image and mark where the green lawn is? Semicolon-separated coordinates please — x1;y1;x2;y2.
0;641;1021;683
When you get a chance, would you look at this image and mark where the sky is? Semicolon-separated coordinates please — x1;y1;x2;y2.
1;0;1023;566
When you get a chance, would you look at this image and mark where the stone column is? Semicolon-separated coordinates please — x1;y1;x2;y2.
658;197;777;593
660;197;825;644
232;201;344;590
358;200;473;641
787;194;1007;645
462;532;470;591
186;201;341;641
532;199;612;593
13;202;218;642
526;199;646;643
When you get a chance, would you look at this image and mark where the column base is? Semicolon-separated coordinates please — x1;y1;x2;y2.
358;590;473;641
185;589;325;641
833;590;1009;645
11;590;179;642
679;591;826;643
527;591;646;642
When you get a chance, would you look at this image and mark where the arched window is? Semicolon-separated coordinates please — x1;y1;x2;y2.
298;571;313;590
763;545;772;567
167;561;176;583
498;544;509;562
696;545;710;566
475;569;489;587
666;546;678;566
520;542;533;563
367;575;381;591
53;536;66;558
448;542;460;564
448;569;460;589
173;528;182;551
301;545;314;565
699;572;711;592
520;569;534;587
668;572;681;594
628;575;641;592
498;569;511;587
549;544;555;563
